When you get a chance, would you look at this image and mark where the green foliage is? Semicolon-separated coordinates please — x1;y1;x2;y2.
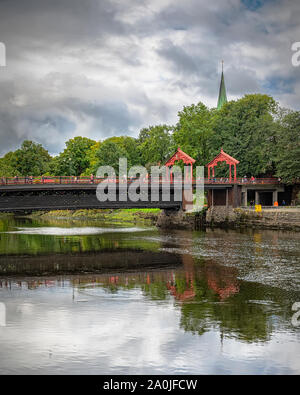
11;140;51;176
88;136;141;175
173;102;213;166
210;94;278;177
0;152;20;177
274;110;300;183
80;141;101;176
52;136;96;176
105;136;141;167
93;139;127;174
138;125;174;167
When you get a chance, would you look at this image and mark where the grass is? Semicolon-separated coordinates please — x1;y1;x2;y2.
30;208;161;225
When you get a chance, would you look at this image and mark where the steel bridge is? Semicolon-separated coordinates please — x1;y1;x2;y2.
0;176;282;213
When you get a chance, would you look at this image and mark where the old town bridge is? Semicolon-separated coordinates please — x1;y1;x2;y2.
0;148;287;213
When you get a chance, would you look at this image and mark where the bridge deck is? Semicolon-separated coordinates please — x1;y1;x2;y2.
0;176;279;187
0;177;282;212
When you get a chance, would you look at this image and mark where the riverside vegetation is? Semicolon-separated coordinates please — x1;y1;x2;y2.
0;94;299;185
29;208;161;226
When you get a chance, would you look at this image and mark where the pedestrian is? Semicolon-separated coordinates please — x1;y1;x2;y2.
90;174;94;184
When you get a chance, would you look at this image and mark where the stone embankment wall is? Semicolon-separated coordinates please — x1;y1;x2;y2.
156;209;206;230
206;207;300;231
157;207;300;231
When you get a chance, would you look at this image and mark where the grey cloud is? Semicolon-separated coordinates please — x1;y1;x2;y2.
226;66;260;95
0;0;299;156
156;39;198;74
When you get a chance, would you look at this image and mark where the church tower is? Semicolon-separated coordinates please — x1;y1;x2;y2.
217;61;227;109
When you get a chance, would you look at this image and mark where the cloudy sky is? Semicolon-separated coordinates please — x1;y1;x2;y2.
0;0;299;156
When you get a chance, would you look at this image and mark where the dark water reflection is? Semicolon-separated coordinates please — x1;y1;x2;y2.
0;216;299;374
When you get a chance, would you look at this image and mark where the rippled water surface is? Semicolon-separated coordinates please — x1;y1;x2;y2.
0;215;299;374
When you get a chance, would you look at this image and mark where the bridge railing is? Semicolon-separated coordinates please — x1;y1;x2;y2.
0;176;280;186
204;177;280;185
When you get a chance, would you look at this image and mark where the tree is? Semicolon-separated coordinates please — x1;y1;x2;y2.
0;152;20;177
11;140;52;176
209;94;279;177
173;102;213;166
138;125;174;167
93;139;127;174
274;110;300;183
53;136;96;176
104;136;141;168
80;141;101;177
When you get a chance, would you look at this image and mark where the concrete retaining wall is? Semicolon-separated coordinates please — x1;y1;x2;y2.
156;209;206;230
206;207;300;231
157;207;300;231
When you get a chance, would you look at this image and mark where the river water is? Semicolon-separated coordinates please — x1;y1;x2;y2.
0;215;299;374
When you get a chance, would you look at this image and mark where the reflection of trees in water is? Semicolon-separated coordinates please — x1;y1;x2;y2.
3;257;295;344
180;282;271;342
73;261;296;343
0;217;160;256
177;261;299;343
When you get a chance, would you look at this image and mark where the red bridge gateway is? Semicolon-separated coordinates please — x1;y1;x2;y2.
163;147;286;207
164;147;195;182
203;148;286;207
206;148;239;182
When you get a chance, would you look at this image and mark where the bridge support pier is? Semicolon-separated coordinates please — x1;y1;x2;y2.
243;189;247;206
157;209;195;229
273;190;278;205
182;187;194;211
255;191;260;205
232;185;240;208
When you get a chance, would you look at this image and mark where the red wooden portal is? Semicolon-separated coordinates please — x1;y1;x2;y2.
164;148;196;182
206;148;239;182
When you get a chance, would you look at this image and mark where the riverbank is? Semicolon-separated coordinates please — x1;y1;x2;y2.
156;206;300;231
28;208;206;230
28;208;161;226
2;206;300;231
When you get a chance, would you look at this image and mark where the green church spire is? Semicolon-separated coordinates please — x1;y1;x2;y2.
217;61;227;110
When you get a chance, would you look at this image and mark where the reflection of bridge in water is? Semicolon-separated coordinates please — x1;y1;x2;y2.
0;258;293;343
